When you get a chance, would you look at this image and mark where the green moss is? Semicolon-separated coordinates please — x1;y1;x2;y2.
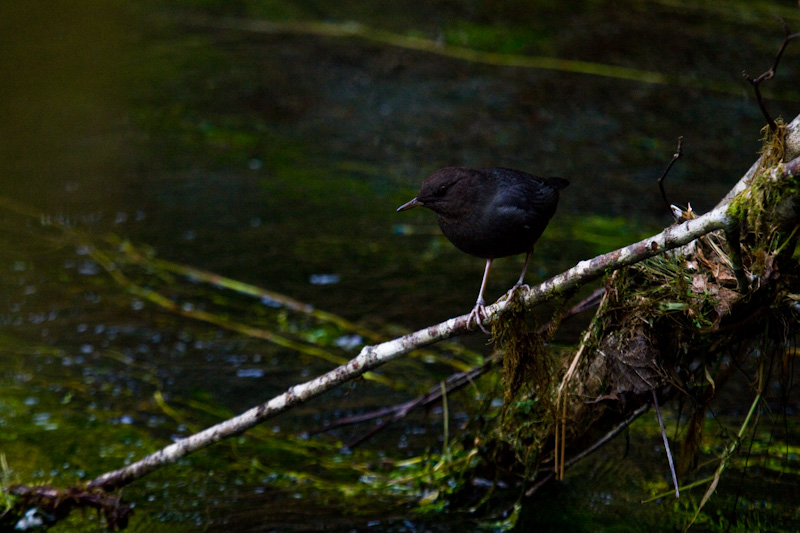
492;295;553;412
727;122;800;254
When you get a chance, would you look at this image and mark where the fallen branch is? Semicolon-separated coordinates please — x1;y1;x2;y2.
6;484;132;530
86;209;724;490
84;113;800;492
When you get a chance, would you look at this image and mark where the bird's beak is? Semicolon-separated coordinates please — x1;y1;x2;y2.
396;197;422;212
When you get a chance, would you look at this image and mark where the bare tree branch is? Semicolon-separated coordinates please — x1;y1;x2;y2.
86;113;800;492
743;24;800;130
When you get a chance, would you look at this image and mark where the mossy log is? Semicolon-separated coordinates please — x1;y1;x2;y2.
489;116;800;490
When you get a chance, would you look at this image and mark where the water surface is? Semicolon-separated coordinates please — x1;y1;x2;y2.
1;1;798;530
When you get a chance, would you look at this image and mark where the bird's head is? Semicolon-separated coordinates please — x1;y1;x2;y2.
396;167;475;216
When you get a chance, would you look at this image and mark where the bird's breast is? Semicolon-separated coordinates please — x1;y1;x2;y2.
436;210;548;259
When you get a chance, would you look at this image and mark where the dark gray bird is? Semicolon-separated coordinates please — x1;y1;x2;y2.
397;167;568;331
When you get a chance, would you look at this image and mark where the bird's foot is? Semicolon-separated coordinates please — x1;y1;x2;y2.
503;283;530;303
466;301;491;334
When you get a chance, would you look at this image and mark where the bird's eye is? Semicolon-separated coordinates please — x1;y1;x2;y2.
435;184;450;196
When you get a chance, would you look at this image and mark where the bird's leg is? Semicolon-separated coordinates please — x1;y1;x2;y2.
516;249;532;287
505;249;532;303
467;259;493;334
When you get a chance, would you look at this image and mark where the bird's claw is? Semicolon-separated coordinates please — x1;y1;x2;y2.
467;302;491;334
503;283;530;303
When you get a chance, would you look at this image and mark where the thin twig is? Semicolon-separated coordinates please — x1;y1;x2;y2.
743;24;800;131
652;390;680;498
343;361;492;449
527;403;650;497
657;136;684;219
563;403;650;470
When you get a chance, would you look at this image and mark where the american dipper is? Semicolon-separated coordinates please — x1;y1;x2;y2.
397;167;568;331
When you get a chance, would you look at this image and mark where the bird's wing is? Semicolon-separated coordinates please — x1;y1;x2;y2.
481;168;562;215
